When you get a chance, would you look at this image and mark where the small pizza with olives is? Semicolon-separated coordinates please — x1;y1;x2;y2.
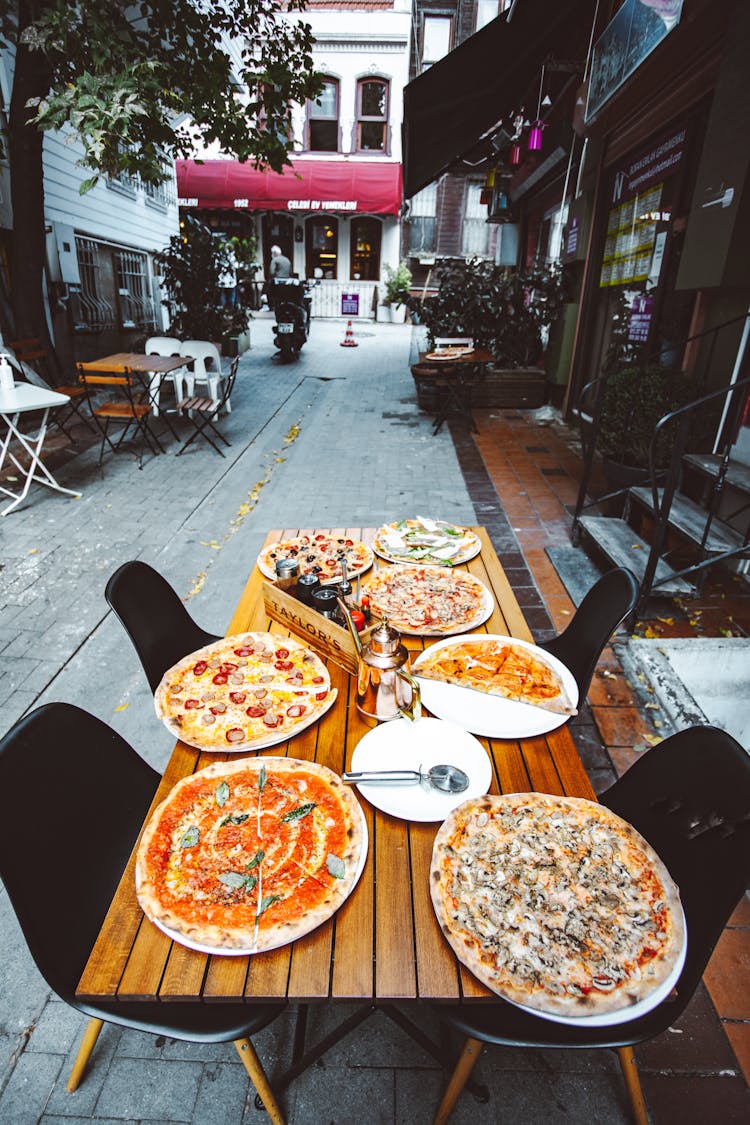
136;756;365;952
154;633;336;751
257;533;373;585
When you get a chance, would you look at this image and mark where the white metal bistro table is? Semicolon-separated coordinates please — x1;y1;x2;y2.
0;381;82;515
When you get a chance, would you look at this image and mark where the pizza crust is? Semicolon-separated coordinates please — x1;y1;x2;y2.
257;534;373;585
431;794;685;1018
137;757;365;952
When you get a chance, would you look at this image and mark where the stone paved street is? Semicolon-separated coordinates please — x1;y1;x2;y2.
0;318;747;1124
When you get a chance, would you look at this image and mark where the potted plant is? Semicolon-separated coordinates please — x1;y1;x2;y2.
383;261;412;323
155;216;251;349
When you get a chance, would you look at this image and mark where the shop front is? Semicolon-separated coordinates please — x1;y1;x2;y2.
176;158;403;318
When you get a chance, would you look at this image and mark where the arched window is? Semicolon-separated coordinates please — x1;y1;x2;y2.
350;218;382;281
306;217;338;279
307;78;339;152
356;79;389;153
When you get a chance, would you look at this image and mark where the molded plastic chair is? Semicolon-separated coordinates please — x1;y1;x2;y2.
175;356;239;457
105;560;220;692
0;703;286;1122
431;724;750;1125
539;567;639;701
179;340;231;411
144;336;188;415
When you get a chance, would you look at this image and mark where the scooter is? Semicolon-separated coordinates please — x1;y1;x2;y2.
271;279;312;360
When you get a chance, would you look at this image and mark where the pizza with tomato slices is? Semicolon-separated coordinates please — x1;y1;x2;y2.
136;756;365;952
257;533;373;585
431;793;685;1018
154;633;336;751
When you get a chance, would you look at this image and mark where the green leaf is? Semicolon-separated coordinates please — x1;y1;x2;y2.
179;825;199;848
326;853;345;880
257;894;282;917
280;802;316;822
218;871;256;892
219;812;249;827
258;765;267;792
246;849;265;869
215;781;230;807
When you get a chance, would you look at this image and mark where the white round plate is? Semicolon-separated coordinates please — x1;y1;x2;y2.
372;519;482;567
145;796;368;957
349;717;493;822
412;635;578;739
365;567;494;637
505;906;687;1027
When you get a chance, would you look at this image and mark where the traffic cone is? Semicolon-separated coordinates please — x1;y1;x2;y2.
340;320;358;347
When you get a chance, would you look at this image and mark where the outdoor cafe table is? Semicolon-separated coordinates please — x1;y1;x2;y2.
76;527;595;1014
419;348;494;435
77;352;192;444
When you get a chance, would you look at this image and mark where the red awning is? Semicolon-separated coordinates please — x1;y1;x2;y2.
176;158;403;216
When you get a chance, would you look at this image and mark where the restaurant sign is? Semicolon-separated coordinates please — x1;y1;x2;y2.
288;200;357;211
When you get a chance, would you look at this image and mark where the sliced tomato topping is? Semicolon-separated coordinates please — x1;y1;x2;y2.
219;662;238;674
225;728;245;743
233;647;253;657
275;648;290;659
286;704;306;718
275;660;294;671
184;699;202;709
245;705;267;718
314;534;326;541
263;713;281;727
326;558;337;568
345;539;353;546
212;672;228;685
229;691;247;704
193;660;208;675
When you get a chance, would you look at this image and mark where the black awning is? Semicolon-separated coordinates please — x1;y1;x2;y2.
403;0;592;198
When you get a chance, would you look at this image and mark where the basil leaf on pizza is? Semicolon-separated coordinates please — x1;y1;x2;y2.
136;757;365;953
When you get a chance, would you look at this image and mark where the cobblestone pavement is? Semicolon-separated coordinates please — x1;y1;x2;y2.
0;319;747;1124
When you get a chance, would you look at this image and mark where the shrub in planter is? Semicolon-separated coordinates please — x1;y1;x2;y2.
383;261;412;318
419;258;564;368
598;363;705;471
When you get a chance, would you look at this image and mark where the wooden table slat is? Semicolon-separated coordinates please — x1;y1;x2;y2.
409;823;461;1000
375;816;417;999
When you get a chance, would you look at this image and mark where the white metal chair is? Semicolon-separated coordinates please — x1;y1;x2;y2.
144;336;187;416
433;337;474;350
178;340;231;413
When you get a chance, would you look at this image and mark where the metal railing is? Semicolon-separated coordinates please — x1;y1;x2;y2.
571;312;750;600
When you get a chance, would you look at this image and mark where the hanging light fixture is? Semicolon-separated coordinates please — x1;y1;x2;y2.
510;143;522;165
528;63;547;152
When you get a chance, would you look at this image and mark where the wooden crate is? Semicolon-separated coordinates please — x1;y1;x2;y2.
262;580;373;675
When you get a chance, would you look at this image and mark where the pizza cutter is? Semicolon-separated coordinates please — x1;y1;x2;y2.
342;764;469;793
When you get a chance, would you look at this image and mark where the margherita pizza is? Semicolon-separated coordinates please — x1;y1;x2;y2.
136;757;365;952
364;565;492;635
414;637;576;714
258;534;373;585
154;633;336;752
431;793;685;1018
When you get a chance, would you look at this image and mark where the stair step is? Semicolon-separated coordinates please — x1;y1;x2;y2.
682;453;750;495
578;517;694;595
629;488;748;554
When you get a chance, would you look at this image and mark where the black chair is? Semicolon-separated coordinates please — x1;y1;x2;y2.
539;567;639;701
432;725;750;1125
105;560;220;693
0;703;286;1122
175;355;239;457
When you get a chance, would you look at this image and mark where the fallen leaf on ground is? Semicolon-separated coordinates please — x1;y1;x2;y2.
115;703;129;712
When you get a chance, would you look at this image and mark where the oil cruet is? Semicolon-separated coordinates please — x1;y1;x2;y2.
338;602;421;724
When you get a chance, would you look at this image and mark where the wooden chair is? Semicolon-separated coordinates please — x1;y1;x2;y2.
431;724;750;1125
175;356;239;456
77;363;164;468
0;703;286;1123
9;337;93;439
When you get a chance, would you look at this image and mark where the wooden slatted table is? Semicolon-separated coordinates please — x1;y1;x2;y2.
77;527;595;1009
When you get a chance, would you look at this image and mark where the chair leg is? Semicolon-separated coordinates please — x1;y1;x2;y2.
233;1037;286;1125
67;1017;104;1092
617;1047;648;1125
434;1035;484;1125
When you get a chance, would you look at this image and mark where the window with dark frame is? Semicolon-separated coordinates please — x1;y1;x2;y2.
350;217;382;280
407;184;437;255
307;78;339;152
421;15;453;70
356;79;389;153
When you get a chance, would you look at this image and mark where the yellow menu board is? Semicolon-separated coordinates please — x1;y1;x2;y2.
599;184;663;287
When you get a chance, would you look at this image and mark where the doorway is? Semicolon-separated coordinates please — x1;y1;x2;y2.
262;214;294;277
305;217;338;279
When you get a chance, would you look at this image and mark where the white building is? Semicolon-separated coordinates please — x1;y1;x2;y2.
0;51;179;365
177;0;411;318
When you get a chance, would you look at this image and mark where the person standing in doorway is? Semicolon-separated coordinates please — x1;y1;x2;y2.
269;244;292;278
